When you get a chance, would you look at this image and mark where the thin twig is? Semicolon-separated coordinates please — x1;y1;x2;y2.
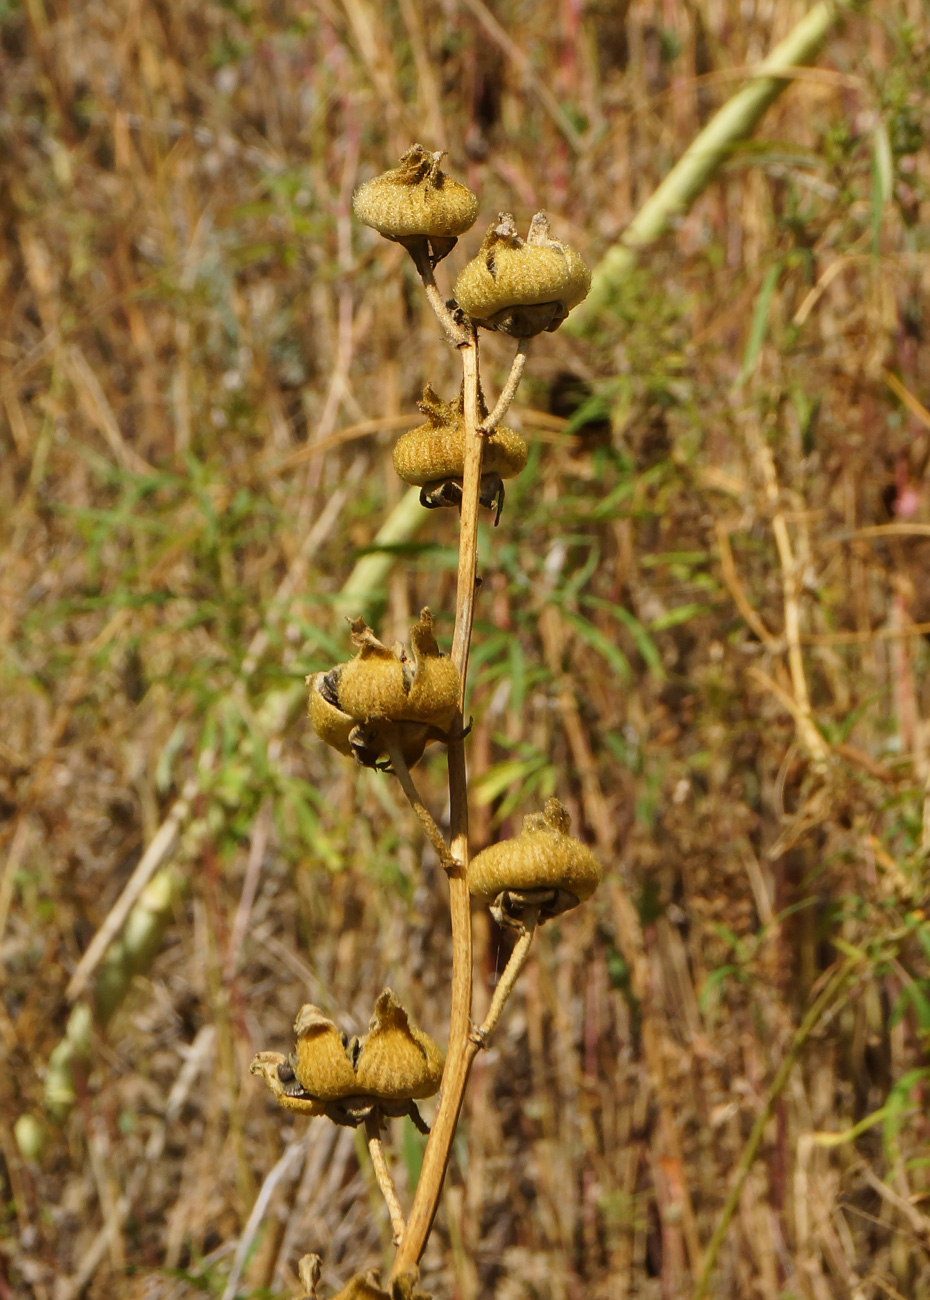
390;329;482;1278
408;241;469;348
693;957;860;1298
365;1112;407;1246
384;734;454;867
471;912;538;1047
480;340;530;432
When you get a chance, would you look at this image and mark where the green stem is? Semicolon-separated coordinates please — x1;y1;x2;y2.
569;0;855;329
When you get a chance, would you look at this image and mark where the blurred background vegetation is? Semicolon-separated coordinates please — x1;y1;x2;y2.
1;1;930;1297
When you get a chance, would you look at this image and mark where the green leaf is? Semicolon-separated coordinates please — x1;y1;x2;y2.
560;610;632;685
737;261;780;385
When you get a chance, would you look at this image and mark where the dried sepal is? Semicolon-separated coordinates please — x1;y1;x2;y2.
355;990;445;1101
453;212;591;337
307;610;460;769
249;1052;326;1117
467;797;602;929
352;144;478;263
292;1004;360;1100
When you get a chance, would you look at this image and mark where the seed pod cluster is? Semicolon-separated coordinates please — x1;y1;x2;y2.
454;212;591;337
468;797;602;929
307;609;460;770
353;143;478;263
250;990;444;1129
393;384;527;523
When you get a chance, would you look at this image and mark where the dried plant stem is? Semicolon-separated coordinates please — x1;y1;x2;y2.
409;241;469;348
365;1113;406;1246
480;340;529;432
385;735;454;868
742;413;828;764
471;913;538;1047
391;331;483;1278
693;956;860;1298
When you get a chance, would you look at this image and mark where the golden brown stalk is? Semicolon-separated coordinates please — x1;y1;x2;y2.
384;734;454;869
390;330;482;1276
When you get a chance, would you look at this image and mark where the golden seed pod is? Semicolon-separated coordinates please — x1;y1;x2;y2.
249;1052;326;1117
403;607;460;731
352;144;478;244
307;671;354;757
354;989;445;1101
453;212;591;337
467;797;602;924
337;618;410;721
291;1004;360;1100
392;385;528;487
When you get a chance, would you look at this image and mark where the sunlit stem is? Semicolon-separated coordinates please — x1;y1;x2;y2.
385;733;454;868
480;340;530;432
407;240;469;348
471;909;539;1047
365;1111;407;1247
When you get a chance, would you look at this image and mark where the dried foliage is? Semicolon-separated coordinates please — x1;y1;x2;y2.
2;2;930;1299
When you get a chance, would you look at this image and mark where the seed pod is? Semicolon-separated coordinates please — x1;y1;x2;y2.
355;989;444;1101
453;212;591;337
467;797;602;927
291;1005;360;1100
249;1052;326;1117
307;670;354;757
337;619;410;721
352;144;478;260
403;608;460;732
307;611;460;769
393;385;528;489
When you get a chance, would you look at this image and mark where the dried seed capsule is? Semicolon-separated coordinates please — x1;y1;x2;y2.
307;610;460;769
393;385;528;487
453;212;591;337
404;608;460;732
467;797;602;928
249;1052;326;1116
353;144;478;260
355;989;444;1101
336;618;410;722
307;669;354;757
289;1005;360;1100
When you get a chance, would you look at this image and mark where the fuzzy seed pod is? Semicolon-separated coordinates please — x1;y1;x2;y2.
353;144;478;257
453;212;591;337
336;619;410;722
307;671;354;757
403;608;461;732
468;797;602;927
249;1052;326;1117
307;610;460;769
393;385;528;488
355;989;445;1102
292;1005;360;1100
